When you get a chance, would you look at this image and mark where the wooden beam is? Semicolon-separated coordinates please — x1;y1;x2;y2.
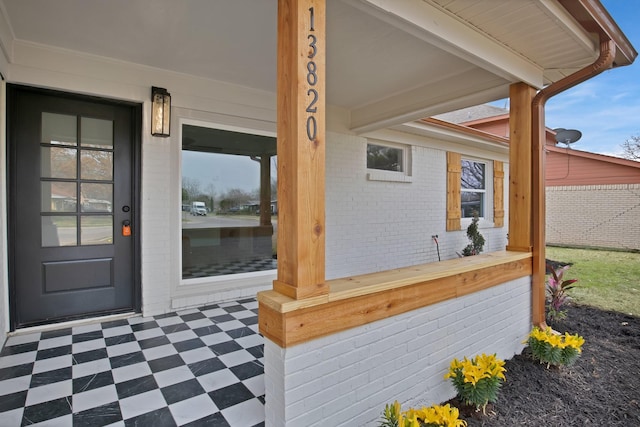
507;83;535;252
259;251;532;347
493;160;504;228
274;0;328;300
446;152;462;231
259;156;272;227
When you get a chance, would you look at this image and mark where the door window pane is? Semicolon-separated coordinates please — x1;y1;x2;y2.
41;146;77;179
81;150;113;181
42;112;77;146
81;183;113;212
41;182;77;212
81;117;113;148
81;216;113;245
42;216;77;247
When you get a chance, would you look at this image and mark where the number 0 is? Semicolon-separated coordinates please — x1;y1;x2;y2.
306;116;317;141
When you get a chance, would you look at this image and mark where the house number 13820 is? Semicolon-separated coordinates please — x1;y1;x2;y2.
306;6;318;142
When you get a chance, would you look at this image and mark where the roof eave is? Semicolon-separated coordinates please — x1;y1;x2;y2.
547;145;640;168
559;0;637;67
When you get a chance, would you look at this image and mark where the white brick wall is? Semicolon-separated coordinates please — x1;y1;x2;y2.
325;131;509;279
264;276;532;426
141;137;174;316
547;184;640;251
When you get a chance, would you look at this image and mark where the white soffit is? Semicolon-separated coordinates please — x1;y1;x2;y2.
345;0;599;132
0;0;602;134
430;0;597;82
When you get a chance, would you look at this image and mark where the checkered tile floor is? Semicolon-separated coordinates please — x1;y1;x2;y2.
182;258;277;279
0;298;265;426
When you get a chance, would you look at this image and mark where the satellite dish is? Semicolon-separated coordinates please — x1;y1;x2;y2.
554;128;582;146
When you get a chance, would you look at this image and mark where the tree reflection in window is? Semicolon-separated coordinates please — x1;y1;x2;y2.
181;124;277;279
367;144;403;172
461;160;486;218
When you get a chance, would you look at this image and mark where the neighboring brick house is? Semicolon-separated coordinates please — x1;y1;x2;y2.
437;105;640;251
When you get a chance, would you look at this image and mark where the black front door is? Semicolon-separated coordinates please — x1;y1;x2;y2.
8;85;140;328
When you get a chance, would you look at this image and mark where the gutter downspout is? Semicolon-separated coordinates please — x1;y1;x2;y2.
531;37;616;327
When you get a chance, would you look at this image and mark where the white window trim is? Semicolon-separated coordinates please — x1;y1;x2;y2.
366;139;413;183
177;117;278;292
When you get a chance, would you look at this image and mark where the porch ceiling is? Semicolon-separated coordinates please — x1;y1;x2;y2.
0;0;628;132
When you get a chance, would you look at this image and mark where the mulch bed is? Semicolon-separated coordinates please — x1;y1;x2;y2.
450;303;640;426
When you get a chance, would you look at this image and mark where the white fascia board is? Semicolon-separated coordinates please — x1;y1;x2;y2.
347;0;544;88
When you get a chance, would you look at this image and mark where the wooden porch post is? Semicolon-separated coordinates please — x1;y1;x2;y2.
507;82;535;253
274;0;328;300
509;82;545;325
259;155;272;227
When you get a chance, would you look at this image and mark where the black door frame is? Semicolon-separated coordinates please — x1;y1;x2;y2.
7;84;142;330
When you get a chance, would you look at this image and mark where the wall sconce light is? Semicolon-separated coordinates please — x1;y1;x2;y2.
151;86;171;137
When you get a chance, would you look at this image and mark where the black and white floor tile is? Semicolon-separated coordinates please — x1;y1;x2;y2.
0;298;265;426
182;259;277;279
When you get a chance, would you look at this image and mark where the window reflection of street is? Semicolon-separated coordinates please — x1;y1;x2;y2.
182;213;277;229
181;125;277;279
42;216;113;247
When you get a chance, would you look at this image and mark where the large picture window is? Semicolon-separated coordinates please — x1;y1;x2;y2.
181;125;277;279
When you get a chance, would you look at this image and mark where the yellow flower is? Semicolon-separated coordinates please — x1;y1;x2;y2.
402;408;421;427
419;404;468;427
563;333;585;352
463;364;486;385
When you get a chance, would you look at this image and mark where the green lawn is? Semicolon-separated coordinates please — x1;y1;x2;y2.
546;246;640;316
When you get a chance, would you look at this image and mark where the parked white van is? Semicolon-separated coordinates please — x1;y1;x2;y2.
191;201;207;216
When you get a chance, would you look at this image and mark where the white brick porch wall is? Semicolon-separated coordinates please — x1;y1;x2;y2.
141;136;174;315
325;131;510;280
546;184;640;251
264;276;531;426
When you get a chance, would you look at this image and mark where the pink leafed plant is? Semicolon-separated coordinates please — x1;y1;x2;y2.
546;263;578;321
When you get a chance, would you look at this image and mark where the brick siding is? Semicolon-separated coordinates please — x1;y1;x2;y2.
264;276;531;426
325;131;509;279
546;184;640;251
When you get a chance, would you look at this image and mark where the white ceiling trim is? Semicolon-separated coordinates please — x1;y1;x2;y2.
350;68;507;133
346;0;545;88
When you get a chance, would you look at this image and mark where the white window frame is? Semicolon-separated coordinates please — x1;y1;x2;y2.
366;139;413;183
460;157;493;226
178;118;278;289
